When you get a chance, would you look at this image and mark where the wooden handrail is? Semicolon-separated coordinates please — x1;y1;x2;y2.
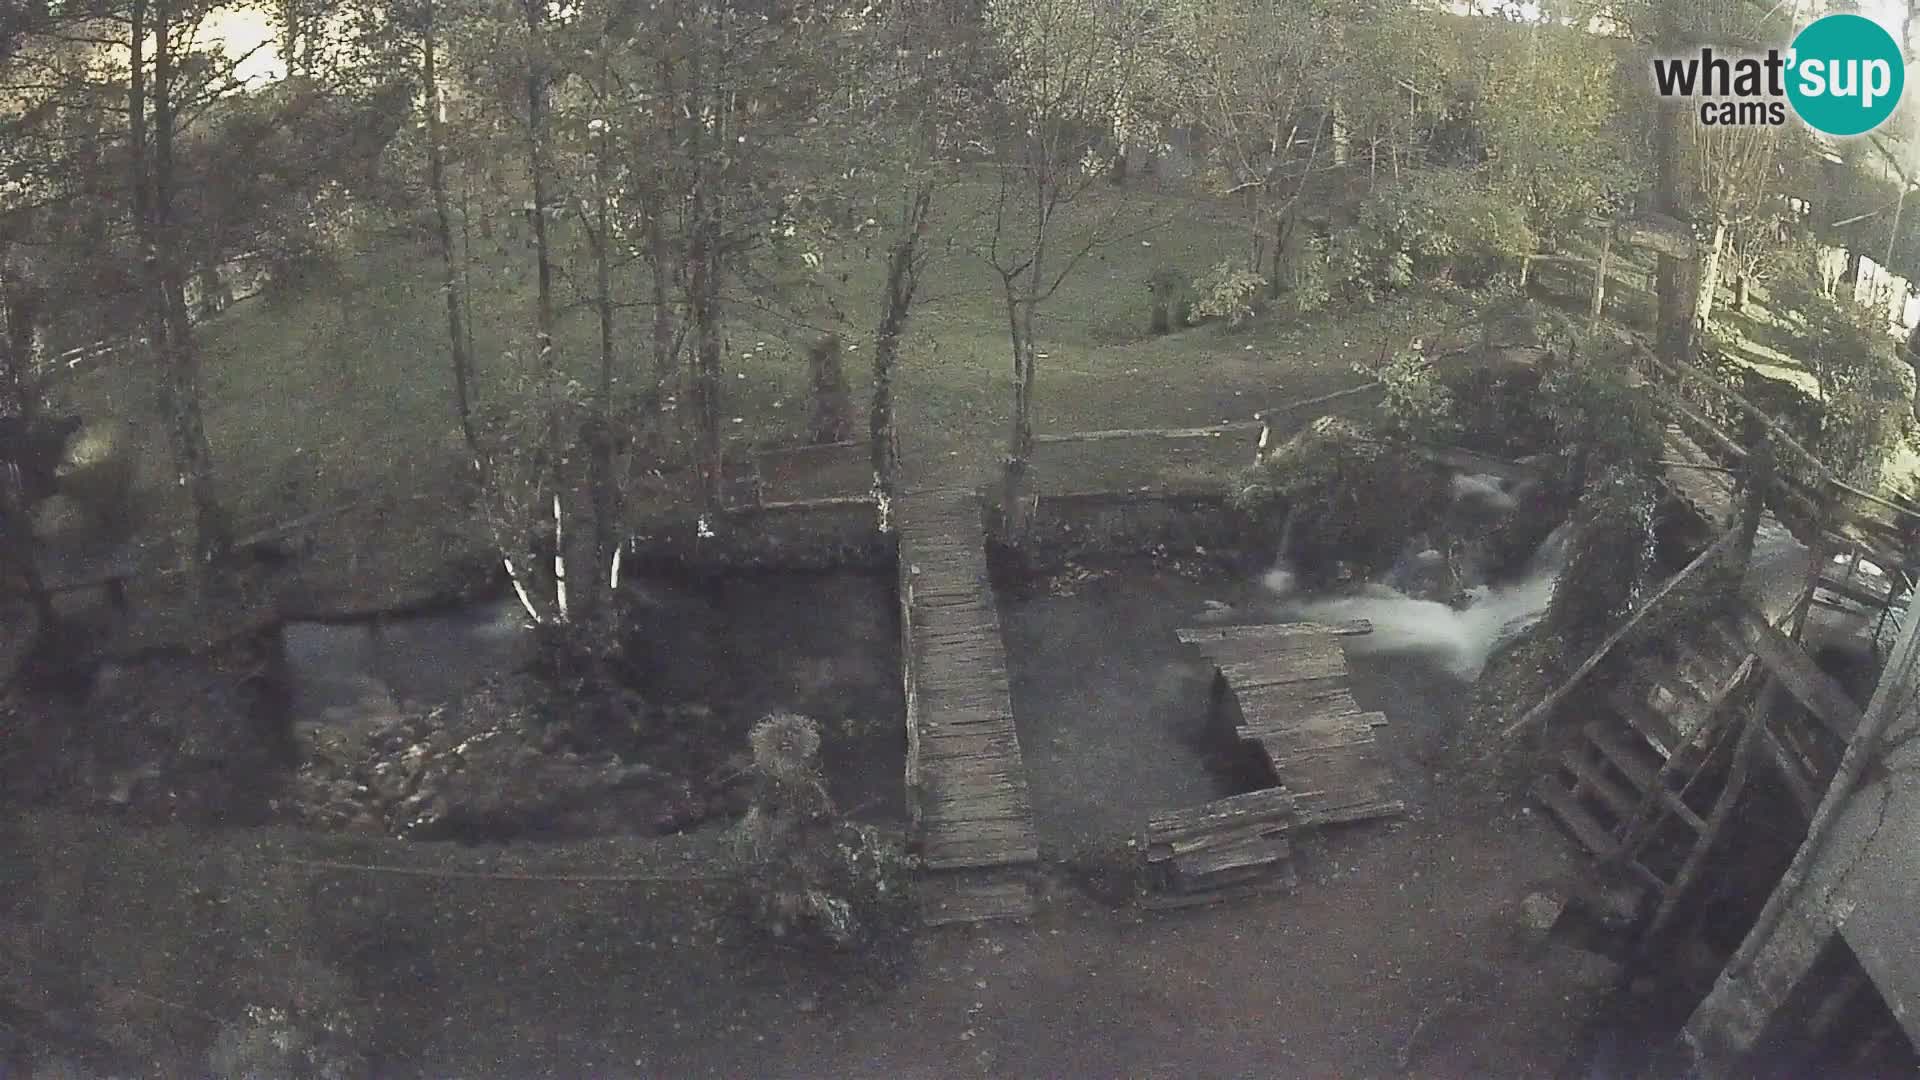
1503;527;1740;741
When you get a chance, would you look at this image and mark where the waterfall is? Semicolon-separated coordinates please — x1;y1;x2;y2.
1262;523;1571;682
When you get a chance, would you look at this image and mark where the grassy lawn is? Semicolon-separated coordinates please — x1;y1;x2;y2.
46;178;1451;581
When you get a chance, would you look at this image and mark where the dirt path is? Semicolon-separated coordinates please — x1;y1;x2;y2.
738;814;1606;1080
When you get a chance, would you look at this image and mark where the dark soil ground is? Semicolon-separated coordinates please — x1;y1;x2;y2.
998;559;1268;852
4;801;1609;1079
618;568;907;824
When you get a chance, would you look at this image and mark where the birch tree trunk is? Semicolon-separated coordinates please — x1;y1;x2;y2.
1654;7;1700;367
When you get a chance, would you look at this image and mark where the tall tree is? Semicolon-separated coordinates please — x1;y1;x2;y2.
1167;0;1337;295
132;0;232;566
981;0;1171;539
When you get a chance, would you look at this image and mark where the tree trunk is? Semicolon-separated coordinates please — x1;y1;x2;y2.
581;68;619;625
687;209;725;514
521;0;571;622
1002;286;1039;543
0;256;54;637
645;48;679;448
1269;207;1295;299
1591;230;1612;331
870;183;933;511
1654;40;1700;366
1696;218;1728;327
144;0;229;568
1733;273;1750;312
683;13;725;515
422;4;478;457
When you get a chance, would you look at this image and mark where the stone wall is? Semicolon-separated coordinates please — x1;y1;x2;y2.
621;498;891;575
988;490;1262;574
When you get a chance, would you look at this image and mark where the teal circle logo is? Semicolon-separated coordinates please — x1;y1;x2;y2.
1787;14;1905;136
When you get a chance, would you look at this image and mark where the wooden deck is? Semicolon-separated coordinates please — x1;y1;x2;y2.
1178;621;1406;831
896;488;1040;924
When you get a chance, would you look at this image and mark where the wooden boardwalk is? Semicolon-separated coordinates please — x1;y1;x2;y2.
896;488;1039;924
1179;621;1405;831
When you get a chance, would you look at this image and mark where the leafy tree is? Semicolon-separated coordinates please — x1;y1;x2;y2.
980;0;1172;538
1470;18;1641;251
1165;0;1337;294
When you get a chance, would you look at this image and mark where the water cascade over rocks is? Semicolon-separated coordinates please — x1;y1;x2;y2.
1261;471;1571;680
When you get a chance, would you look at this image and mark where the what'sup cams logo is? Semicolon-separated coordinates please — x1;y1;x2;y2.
1653;13;1906;136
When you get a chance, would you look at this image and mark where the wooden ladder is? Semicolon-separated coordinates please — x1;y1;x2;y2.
1531;613;1757;924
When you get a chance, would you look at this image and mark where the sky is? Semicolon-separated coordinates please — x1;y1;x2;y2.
206;0;1919;90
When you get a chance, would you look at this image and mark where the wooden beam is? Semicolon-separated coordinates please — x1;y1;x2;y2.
1732;605;1864;741
1254;380;1383;421
1503;528;1740;740
1618;214;1698;260
1176;620;1374;643
1033;423;1256;444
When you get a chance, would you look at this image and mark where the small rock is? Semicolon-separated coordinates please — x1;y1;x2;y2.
1520;891;1565;935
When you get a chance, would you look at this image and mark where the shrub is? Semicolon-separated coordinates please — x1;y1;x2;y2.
1723;252;1917;494
1189;260;1268;329
1538;342;1666;478
1544;464;1659;644
807;333;854;445
1355;347;1459;445
1332;169;1535;298
731;714;913;952
1233;416;1449;578
1278;234;1333;319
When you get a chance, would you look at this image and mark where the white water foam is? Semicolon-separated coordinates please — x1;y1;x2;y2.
1262;522;1570;680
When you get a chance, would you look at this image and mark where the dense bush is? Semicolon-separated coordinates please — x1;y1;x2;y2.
1233;416;1449;579
731;714;914;953
1146;264;1197;334
1709;254;1916;495
1330;169;1535;299
1543;464;1659;644
1538;341;1667;478
1188;259;1267;329
1356;346;1459;445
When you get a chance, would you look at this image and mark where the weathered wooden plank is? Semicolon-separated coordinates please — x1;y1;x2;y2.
1218;652;1348;687
1176;620;1373;644
1732;605;1862;740
1190;636;1351;670
1151;822;1293;864
1291;791;1408;830
1176;836;1290;879
1142;869;1298;910
1146;788;1296;838
922;876;1035;926
1617;213;1697;260
1241;706;1382;740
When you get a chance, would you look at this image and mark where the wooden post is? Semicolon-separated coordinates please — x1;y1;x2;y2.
1591;232;1612;332
1648;696;1763;939
1723;586;1920;980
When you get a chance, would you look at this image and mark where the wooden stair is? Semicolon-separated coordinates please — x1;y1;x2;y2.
1532;719;1700;901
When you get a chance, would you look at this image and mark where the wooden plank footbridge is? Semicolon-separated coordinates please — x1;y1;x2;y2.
1146;619;1407;907
896;488;1042;925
